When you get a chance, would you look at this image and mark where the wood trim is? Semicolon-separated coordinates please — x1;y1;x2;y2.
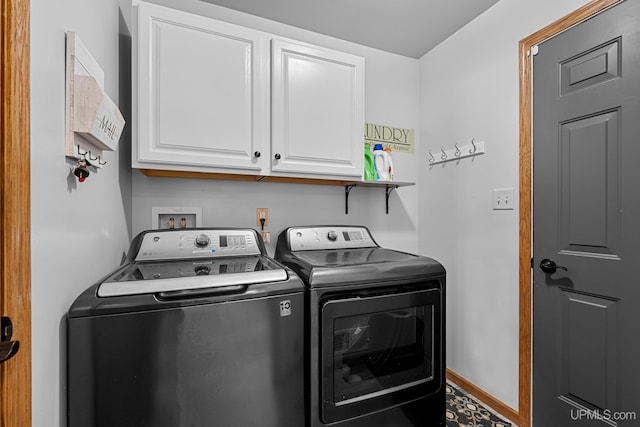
139;169;263;181
258;175;355;186
517;2;620;427
517;33;533;427
447;369;519;424
0;0;32;426
139;168;376;187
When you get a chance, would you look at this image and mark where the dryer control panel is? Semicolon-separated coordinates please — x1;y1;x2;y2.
287;226;377;251
135;229;262;261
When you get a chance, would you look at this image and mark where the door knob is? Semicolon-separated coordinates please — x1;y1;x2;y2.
539;258;568;274
0;340;19;364
0;317;19;364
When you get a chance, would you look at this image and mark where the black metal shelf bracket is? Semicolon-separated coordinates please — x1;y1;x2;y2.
385;185;399;214
345;184;358;214
344;182;406;214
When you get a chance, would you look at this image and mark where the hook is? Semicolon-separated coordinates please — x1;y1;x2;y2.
98;157;107;166
77;144;87;158
88;151;99;161
440;147;447;160
428;151;435;163
469;138;477;154
454;144;461;157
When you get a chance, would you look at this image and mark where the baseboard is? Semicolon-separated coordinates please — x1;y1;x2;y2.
446;369;520;425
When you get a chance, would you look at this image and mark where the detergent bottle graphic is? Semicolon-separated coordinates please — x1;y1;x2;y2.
364;143;377;180
373;143;394;181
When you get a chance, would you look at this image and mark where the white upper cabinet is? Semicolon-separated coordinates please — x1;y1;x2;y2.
133;2;365;180
271;39;364;178
134;1;269;174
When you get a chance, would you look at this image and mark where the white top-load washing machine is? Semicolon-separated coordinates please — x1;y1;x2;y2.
67;228;305;427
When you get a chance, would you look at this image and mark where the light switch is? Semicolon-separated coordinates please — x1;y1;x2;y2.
493;188;514;210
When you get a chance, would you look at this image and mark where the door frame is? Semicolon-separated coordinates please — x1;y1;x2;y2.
518;1;621;426
1;0;31;425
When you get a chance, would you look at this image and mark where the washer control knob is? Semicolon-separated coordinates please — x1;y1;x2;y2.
194;265;211;276
194;234;211;248
327;231;338;242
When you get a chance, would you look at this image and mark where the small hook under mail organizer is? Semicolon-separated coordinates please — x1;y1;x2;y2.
428;139;485;165
65;31;125;180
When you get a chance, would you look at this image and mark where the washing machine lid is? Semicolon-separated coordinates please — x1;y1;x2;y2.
97;228;288;297
98;255;288;297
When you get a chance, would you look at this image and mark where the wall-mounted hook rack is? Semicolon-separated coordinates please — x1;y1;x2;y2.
65;31;124;169
344;181;415;214
428;140;485;165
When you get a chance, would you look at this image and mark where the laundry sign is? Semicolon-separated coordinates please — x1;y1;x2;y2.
364;122;414;154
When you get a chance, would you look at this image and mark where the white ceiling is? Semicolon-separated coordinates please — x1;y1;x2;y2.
199;0;500;58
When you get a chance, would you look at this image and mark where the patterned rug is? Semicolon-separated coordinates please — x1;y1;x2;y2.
446;382;513;427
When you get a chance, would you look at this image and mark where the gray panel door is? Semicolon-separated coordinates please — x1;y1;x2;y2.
533;1;640;426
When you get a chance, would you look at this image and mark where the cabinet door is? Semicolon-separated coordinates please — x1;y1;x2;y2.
134;2;269;174
271;39;364;178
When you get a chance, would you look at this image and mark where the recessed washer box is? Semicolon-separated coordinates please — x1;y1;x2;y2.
152;207;202;229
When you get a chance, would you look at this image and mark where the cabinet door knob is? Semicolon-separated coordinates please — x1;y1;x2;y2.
274;153;281;160
254;151;261;158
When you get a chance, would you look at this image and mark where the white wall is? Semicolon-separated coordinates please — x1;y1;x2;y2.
129;0;421;255
418;0;593;411
30;0;132;425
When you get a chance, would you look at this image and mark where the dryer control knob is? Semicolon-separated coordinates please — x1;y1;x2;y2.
327;231;338;242
194;234;211;248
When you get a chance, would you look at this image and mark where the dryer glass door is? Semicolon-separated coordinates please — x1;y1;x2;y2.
320;287;442;423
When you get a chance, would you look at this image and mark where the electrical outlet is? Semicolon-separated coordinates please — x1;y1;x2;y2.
256;208;269;227
493;188;514;210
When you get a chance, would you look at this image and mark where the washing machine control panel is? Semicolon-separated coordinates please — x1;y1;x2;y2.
135;229;262;261
288;226;377;251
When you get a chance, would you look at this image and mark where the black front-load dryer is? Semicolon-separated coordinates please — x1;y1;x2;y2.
276;225;446;427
